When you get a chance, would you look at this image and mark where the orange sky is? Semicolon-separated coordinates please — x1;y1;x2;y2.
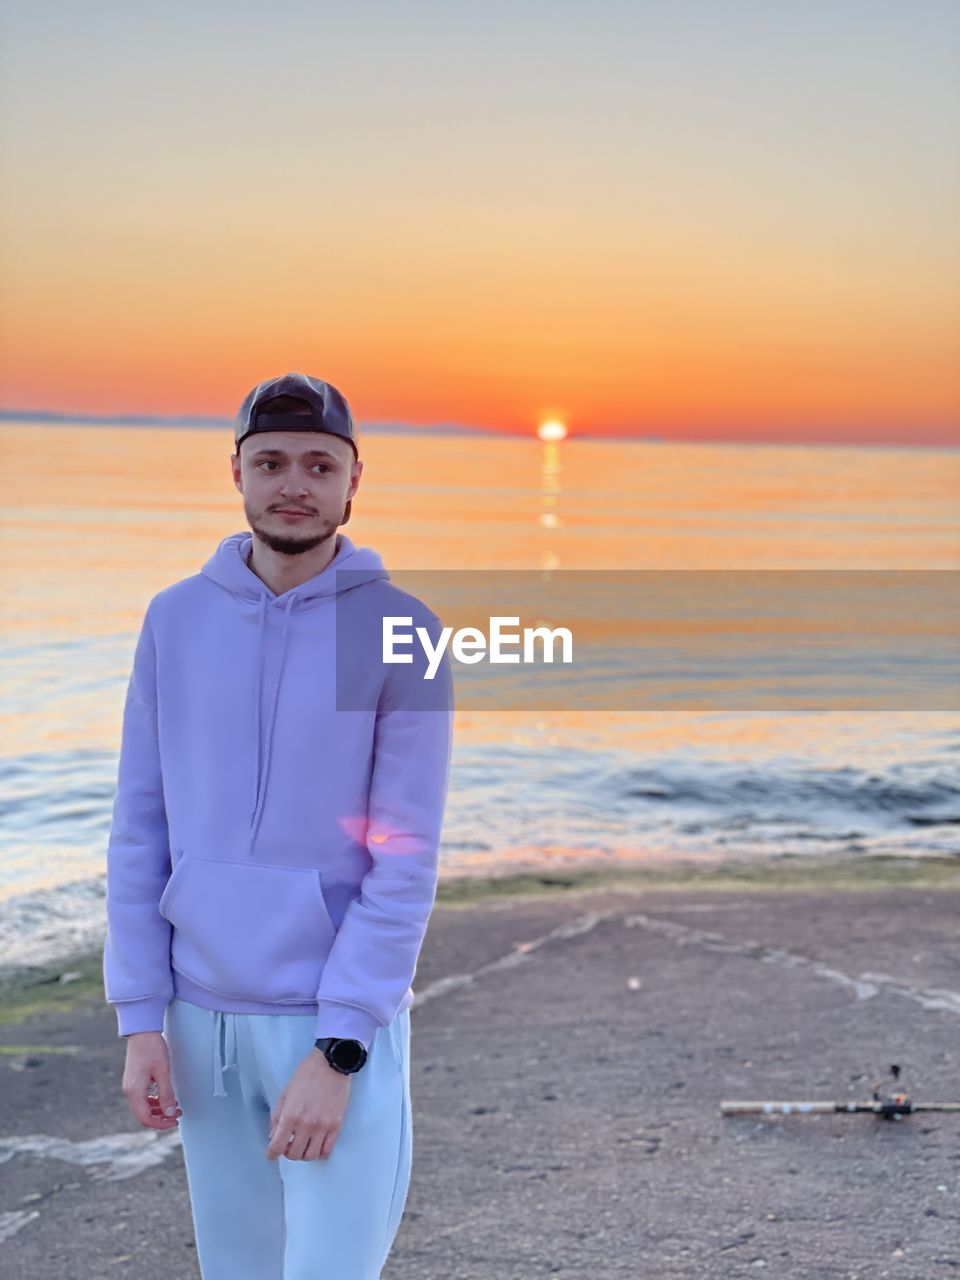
1;3;958;445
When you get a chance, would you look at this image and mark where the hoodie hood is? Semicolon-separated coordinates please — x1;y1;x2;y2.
200;529;388;606
200;531;390;849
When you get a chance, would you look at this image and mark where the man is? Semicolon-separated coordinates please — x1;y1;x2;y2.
102;372;454;1279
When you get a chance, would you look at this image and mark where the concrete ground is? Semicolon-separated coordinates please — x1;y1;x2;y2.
1;854;959;1279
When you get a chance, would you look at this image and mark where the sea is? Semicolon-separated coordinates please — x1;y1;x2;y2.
1;421;958;973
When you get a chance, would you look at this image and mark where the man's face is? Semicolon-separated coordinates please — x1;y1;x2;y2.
231;429;361;556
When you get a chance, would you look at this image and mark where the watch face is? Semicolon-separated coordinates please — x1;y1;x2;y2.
332;1040;364;1070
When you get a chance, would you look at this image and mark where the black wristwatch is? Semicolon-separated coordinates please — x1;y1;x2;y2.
314;1037;368;1074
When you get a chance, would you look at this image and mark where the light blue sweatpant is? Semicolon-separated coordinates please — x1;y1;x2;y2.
163;996;413;1280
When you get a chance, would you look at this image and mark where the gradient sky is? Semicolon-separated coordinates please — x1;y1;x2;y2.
1;0;958;444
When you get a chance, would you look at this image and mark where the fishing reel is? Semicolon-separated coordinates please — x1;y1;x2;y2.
870;1063;912;1121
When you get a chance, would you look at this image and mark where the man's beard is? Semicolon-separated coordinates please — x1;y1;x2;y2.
246;506;342;557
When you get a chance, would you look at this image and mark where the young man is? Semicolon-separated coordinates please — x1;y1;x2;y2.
102;372;454;1279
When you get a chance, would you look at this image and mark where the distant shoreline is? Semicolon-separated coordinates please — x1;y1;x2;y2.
0;411;513;436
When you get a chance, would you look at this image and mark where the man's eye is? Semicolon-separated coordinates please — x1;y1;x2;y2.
257;462;330;472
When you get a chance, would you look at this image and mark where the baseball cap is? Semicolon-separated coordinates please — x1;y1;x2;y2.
234;372;359;459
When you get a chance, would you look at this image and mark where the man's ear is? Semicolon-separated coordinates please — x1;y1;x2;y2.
340;459;361;524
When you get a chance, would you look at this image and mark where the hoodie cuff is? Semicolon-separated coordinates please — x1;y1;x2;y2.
314;1001;381;1052
114;998;169;1037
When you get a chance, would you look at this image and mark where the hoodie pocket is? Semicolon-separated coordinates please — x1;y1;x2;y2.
159;856;337;1004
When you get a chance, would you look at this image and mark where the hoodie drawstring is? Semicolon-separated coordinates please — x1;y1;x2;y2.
195;530;386;856
249;593;297;853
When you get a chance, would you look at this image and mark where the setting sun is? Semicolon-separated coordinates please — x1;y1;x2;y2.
537;420;568;442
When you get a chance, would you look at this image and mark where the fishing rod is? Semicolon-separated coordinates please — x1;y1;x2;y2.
721;1064;960;1122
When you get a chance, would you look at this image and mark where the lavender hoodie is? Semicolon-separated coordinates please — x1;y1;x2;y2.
102;530;454;1048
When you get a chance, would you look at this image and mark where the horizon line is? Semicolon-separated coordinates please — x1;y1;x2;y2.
0;408;957;451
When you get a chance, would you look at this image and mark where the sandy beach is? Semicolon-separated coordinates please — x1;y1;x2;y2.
2;853;959;1279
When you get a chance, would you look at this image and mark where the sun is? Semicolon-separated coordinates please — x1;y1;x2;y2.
537;419;567;442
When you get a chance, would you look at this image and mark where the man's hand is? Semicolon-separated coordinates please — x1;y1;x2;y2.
266;1050;352;1162
122;1031;182;1130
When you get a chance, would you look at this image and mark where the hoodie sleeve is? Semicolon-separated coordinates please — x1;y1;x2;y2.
314;610;454;1048
102;600;175;1037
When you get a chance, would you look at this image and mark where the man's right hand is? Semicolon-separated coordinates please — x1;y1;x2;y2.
122;1031;182;1130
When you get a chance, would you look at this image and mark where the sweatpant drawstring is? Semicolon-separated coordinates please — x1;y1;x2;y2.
213;1009;238;1099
